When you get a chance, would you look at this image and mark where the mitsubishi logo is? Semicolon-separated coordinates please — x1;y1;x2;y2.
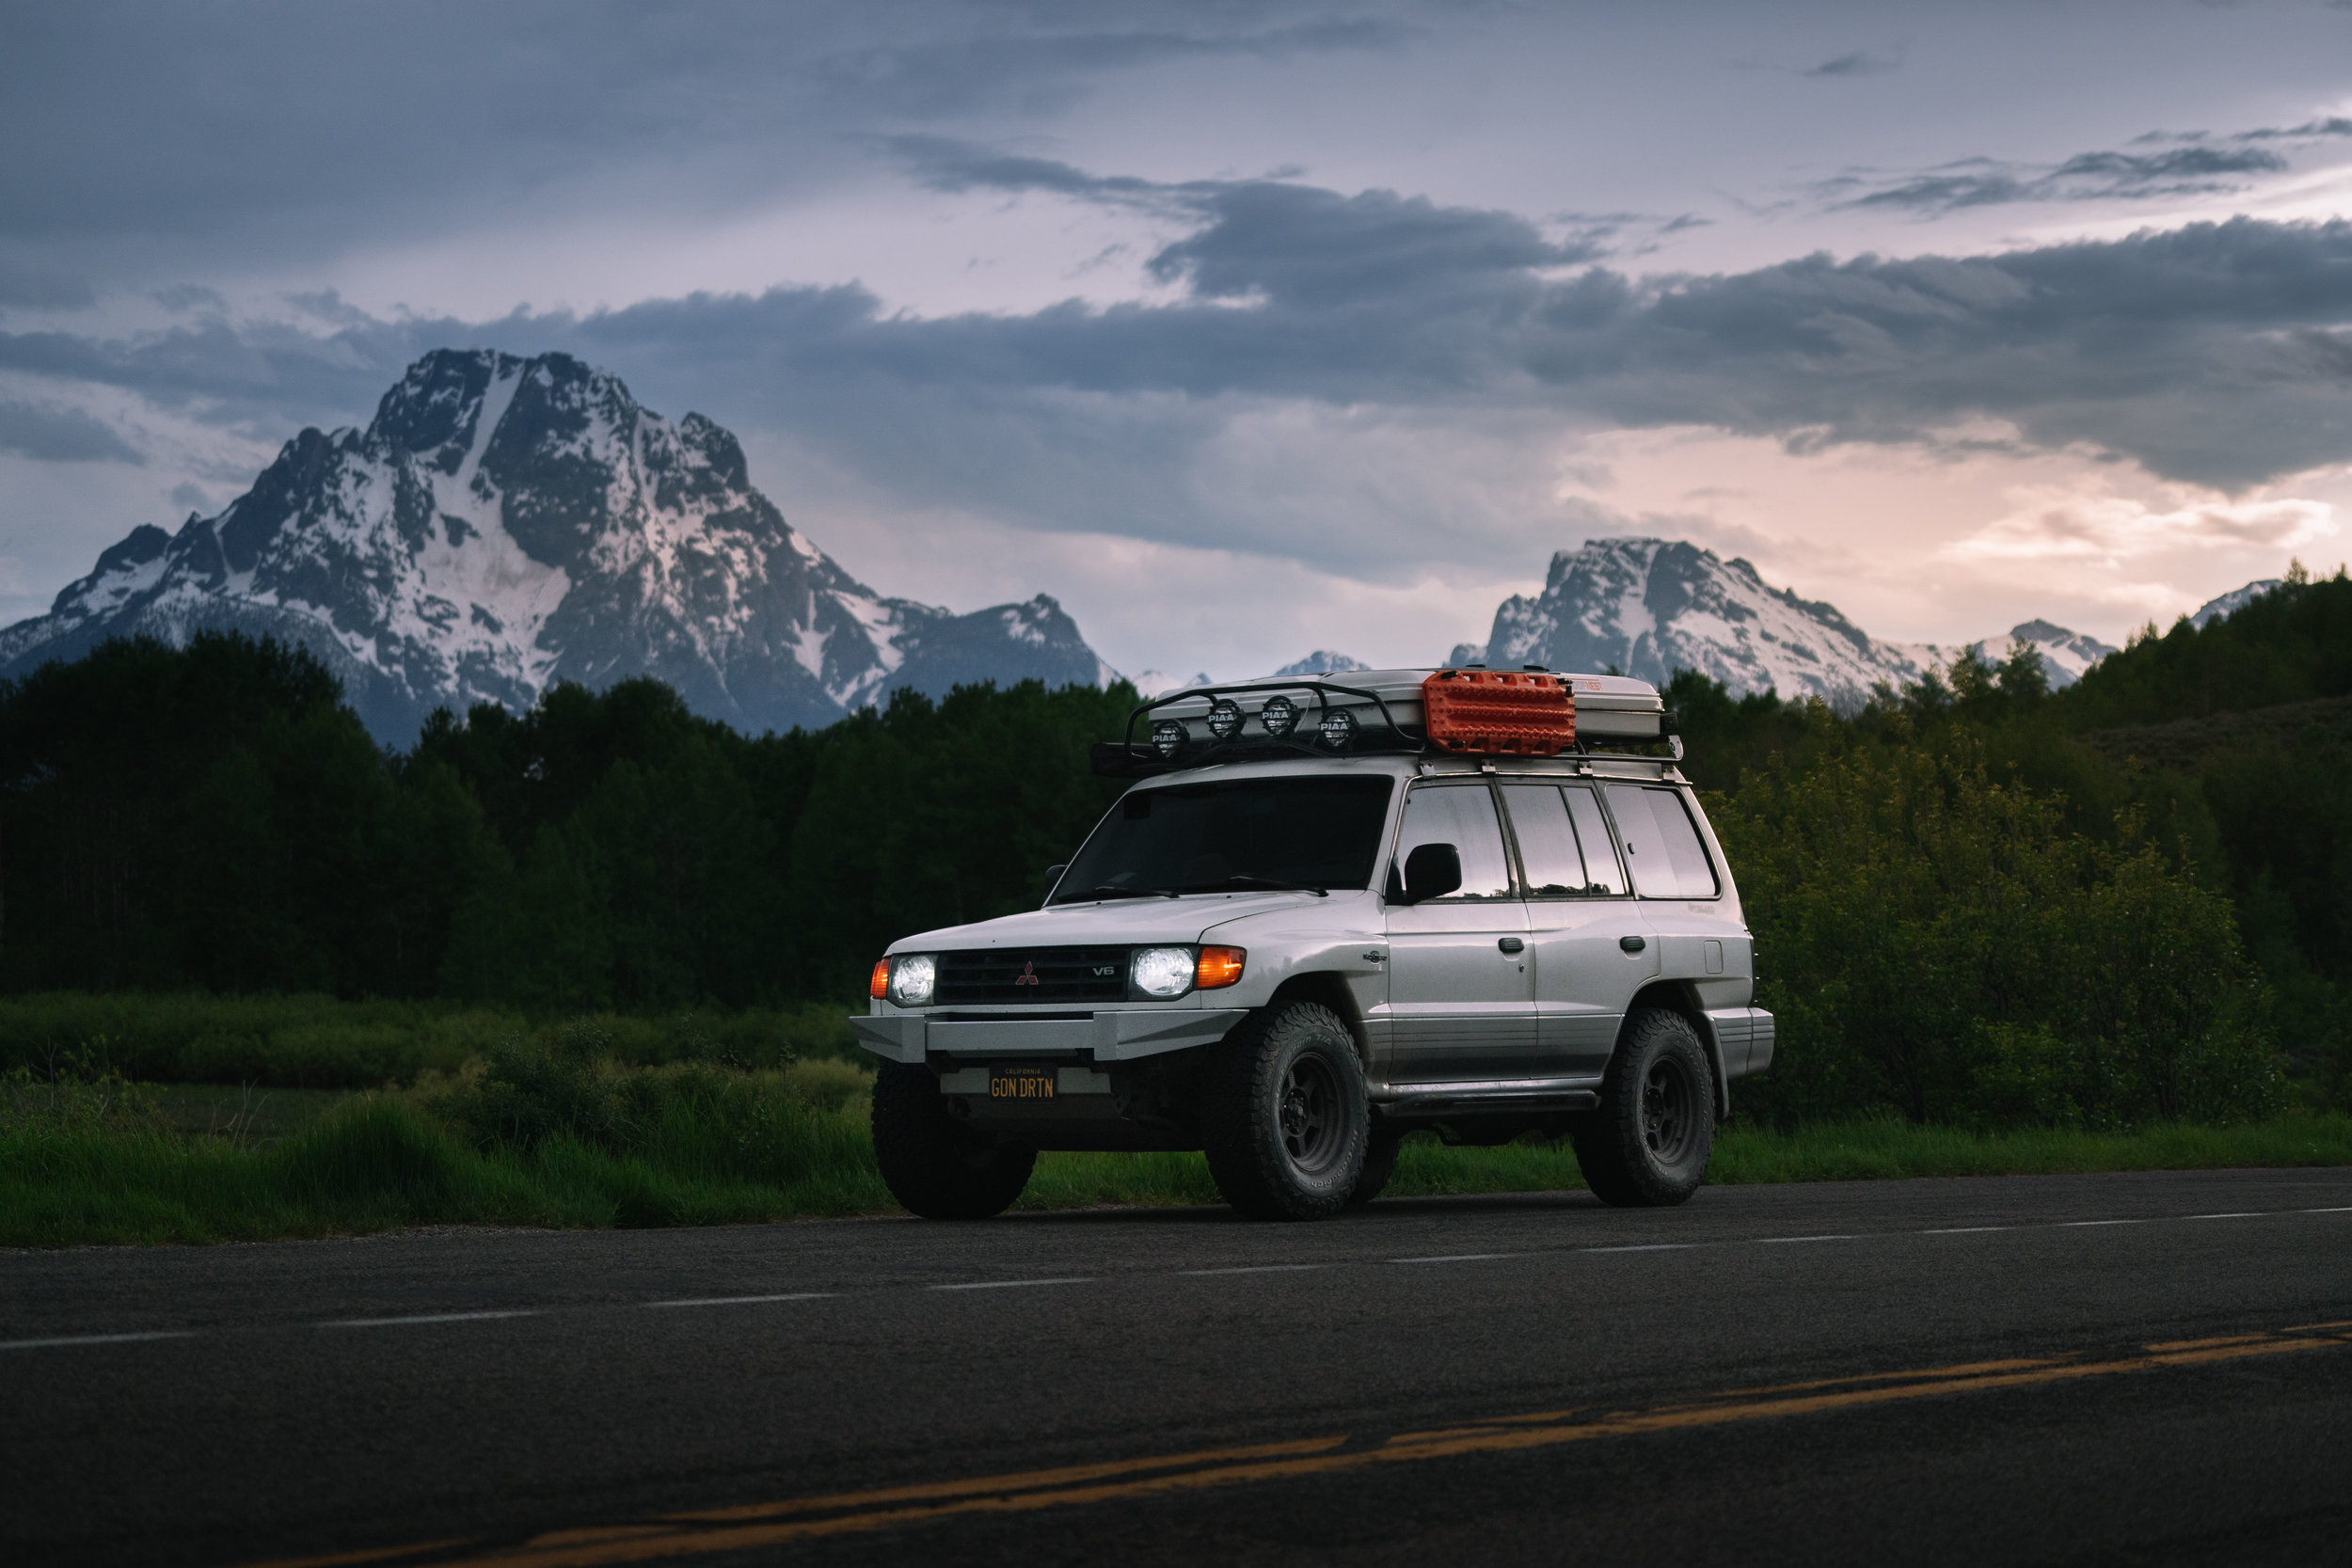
1013;961;1041;986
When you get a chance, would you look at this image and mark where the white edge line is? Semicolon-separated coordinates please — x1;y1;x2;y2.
2184;1212;2263;1221
2061;1219;2144;1227
1752;1235;1858;1244
930;1278;1092;1292
1389;1253;1520;1264
1582;1243;1695;1253
320;1311;540;1328
0;1330;198;1352
1922;1227;2010;1234
2305;1206;2352;1213
1179;1265;1326;1276
644;1293;836;1308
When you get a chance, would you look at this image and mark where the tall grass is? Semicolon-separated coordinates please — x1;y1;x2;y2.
0;992;864;1087
7;1040;2347;1247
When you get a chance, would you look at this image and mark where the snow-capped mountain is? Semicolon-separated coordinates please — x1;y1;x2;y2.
1127;669;1216;698
1274;651;1371;676
0;350;1114;741
1458;538;2116;706
2190;579;2281;628
1972;620;2117;686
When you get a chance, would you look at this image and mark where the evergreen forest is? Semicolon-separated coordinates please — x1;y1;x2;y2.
3;566;2345;1130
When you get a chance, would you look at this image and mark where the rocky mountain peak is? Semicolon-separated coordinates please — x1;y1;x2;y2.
1;349;1115;742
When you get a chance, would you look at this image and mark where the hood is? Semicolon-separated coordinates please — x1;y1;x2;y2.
888;889;1355;954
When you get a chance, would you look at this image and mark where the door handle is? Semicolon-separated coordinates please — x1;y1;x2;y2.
1619;935;1646;954
1498;937;1524;954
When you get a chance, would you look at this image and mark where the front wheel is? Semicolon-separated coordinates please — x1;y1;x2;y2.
1201;1003;1369;1221
871;1060;1037;1220
1573;1008;1715;1207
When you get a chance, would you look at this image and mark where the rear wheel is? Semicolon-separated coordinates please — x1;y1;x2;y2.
1574;1008;1714;1207
1201;1003;1368;1220
870;1060;1037;1220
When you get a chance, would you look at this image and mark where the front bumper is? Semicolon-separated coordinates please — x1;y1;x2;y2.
850;1008;1251;1066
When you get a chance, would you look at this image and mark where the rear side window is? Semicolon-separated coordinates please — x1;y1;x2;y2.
1604;784;1720;899
1395;783;1516;900
1501;784;1625;897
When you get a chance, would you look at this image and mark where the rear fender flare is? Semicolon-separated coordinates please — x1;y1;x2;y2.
1620;979;1728;1118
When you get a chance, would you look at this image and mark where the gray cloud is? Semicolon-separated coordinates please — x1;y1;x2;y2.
0;400;142;464
11;184;2352;567
1801;50;1901;78
1827;115;2352;214
0;1;1415;293
1827;145;2289;213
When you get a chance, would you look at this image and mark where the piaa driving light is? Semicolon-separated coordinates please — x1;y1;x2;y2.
1317;708;1359;750
1131;945;1195;998
1206;698;1244;740
887;953;937;1006
1259;695;1298;736
1151;719;1187;760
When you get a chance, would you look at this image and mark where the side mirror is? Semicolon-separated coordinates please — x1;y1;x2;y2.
1043;863;1069;895
1392;842;1463;905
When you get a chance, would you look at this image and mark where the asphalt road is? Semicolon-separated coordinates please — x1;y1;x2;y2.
7;1167;2351;1568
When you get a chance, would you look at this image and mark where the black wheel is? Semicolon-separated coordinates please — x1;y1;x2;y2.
1348;1128;1403;1206
870;1059;1037;1220
1201;1003;1369;1221
1573;1008;1715;1207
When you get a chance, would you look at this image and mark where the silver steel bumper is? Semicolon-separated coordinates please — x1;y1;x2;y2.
850;1008;1251;1065
1703;1006;1776;1078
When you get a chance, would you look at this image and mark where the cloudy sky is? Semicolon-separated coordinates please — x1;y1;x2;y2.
7;0;2352;678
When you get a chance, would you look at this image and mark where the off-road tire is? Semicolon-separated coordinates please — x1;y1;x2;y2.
1201;1003;1369;1221
1347;1128;1404;1206
1573;1008;1715;1208
870;1059;1037;1220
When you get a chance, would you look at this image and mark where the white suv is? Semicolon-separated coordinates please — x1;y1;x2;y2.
853;669;1773;1220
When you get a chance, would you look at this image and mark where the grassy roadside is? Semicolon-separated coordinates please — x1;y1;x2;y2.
8;1081;2349;1247
0;992;865;1087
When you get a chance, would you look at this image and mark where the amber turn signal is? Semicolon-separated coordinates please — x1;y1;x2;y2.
869;958;892;1000
1195;945;1247;989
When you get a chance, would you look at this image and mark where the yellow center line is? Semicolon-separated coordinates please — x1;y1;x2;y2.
660;1434;1351;1524
1714;1356;2061;1396
247;1325;2352;1568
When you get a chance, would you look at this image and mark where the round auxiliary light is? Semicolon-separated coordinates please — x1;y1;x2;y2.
1260;695;1298;737
1318;708;1359;750
1151;719;1187;760
1206;698;1244;741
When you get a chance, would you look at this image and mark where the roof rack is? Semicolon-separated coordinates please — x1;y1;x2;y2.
1093;669;1683;779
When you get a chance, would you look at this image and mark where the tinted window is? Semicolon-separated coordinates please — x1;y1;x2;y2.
1500;784;1590;896
1395;783;1515;900
1051;775;1394;901
1563;786;1628;895
1605;784;1719;898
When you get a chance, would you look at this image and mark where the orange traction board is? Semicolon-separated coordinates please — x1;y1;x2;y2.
1421;670;1575;755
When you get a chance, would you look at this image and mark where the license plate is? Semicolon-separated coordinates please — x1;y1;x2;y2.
989;1064;1057;1101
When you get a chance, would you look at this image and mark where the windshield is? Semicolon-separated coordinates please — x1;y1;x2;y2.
1051;775;1396;902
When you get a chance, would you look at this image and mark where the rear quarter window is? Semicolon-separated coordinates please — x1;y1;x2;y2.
1604;784;1720;899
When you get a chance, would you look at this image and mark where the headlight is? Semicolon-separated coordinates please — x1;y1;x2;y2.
1131;946;1195;998
888;954;937;1006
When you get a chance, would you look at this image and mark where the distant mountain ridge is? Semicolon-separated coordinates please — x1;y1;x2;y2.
1450;538;2122;706
0;350;1114;741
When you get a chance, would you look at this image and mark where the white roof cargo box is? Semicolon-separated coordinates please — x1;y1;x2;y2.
1152;669;1670;742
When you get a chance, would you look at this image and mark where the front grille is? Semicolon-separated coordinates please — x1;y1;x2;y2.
935;946;1129;1005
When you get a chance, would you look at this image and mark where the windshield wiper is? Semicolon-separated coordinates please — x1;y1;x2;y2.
1196;875;1329;897
1070;883;1183;901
